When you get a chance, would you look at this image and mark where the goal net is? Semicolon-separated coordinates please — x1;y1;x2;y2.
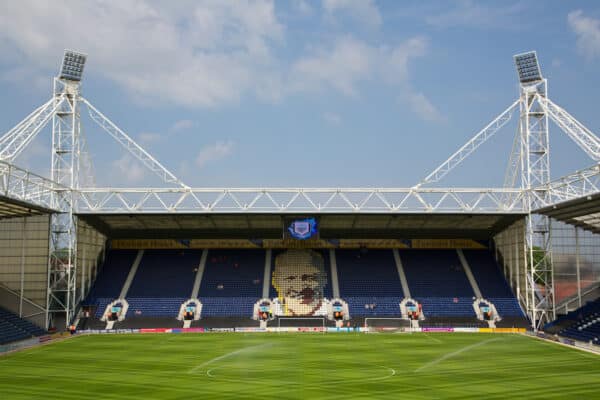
364;318;410;332
277;317;326;332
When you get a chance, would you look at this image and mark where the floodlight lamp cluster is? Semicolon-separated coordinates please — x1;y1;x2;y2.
514;51;542;84
59;50;87;82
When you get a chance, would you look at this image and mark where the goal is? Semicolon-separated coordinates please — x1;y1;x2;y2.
277;317;326;332
364;318;410;332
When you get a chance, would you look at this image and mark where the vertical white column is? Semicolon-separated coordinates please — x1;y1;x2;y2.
81;247;87;302
119;250;144;299
19;217;26;317
515;229;521;303
576;228;582;309
457;249;482;299
262;249;272;299
191;249;208;299
393;249;411;298
329;249;340;299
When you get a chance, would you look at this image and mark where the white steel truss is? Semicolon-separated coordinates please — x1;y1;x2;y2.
47;78;80;329
74;187;527;214
82;98;188;188
0;51;598;331
538;163;600;207
520;80;554;330
537;96;600;161
0;160;62;210
0;96;68;162
415;100;520;188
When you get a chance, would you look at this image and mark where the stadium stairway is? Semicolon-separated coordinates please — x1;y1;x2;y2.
400;250;477;323
81;249;139;323
463;250;528;326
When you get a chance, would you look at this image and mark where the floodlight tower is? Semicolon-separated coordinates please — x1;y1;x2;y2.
514;51;554;330
46;50;86;329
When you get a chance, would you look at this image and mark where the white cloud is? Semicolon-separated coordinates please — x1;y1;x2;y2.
323;112;342;125
323;0;382;28
170;119;194;133
551;58;562;68
138;132;162;144
293;0;313;16
425;1;524;29
0;0;284;108
13;140;51;178
291;37;373;96
402;91;446;124
384;37;428;84
568;10;600;60
290;36;428;96
137;119;195;144
195;140;235;167
111;155;146;183
0;1;433;112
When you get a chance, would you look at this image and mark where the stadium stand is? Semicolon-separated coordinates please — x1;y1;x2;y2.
336;249;403;317
125;250;200;318
400;250;476;318
0;307;46;344
547;298;600;344
463;250;525;317
78;247;530;329
83;250;138;317
199;250;265;317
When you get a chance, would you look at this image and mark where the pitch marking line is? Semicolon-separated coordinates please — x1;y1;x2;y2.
188;342;273;374
414;338;503;373
205;365;396;383
422;332;443;344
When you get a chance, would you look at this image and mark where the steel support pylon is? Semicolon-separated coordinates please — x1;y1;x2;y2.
519;80;554;330
46;78;80;329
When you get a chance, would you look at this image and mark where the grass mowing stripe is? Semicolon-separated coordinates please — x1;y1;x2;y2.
1;333;598;400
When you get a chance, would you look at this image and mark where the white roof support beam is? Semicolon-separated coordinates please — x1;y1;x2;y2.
0;99;53;146
537;163;600;207
74;187;527;213
415;99;520;188
537;95;600;161
81;97;189;189
0;96;67;162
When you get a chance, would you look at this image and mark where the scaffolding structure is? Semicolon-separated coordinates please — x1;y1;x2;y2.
0;50;598;330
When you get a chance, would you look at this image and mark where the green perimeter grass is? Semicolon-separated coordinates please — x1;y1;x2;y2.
0;333;599;399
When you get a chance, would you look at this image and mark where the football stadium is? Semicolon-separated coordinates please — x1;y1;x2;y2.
1;13;600;400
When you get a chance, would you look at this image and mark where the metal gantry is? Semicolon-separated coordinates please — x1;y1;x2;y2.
519;77;554;330
0;50;599;329
47;78;81;328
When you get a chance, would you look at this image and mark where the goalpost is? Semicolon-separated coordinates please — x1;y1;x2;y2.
277;317;326;332
364;318;411;332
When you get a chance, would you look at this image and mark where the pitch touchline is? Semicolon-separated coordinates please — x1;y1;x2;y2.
414;338;503;373
187;342;273;374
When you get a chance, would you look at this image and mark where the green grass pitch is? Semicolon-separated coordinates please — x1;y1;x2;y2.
1;333;599;399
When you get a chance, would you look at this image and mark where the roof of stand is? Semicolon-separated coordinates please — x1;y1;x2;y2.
77;212;525;239
0;195;55;219
536;193;600;233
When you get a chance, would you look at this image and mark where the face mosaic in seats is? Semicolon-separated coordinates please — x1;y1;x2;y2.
272;250;328;316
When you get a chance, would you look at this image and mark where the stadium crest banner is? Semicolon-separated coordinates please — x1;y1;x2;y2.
286;217;318;240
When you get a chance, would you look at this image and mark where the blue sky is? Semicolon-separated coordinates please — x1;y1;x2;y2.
0;0;599;188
